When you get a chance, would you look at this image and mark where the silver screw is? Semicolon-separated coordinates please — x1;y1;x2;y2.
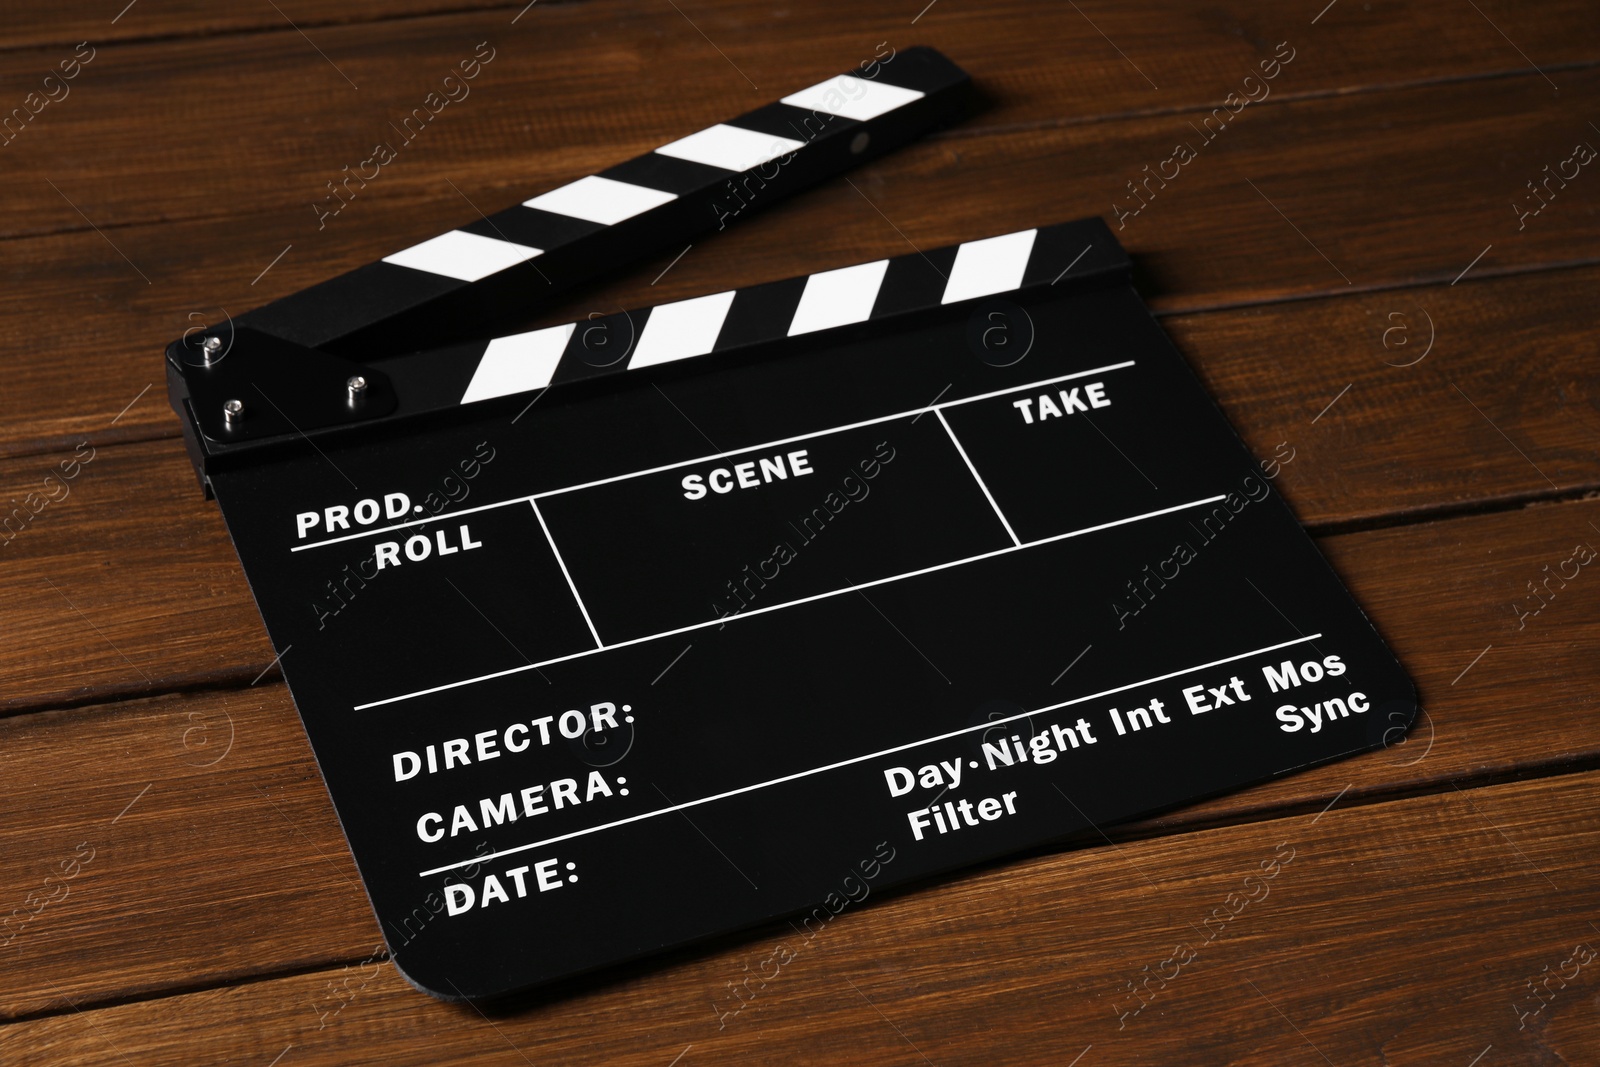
347;375;368;402
201;336;223;363
223;399;244;425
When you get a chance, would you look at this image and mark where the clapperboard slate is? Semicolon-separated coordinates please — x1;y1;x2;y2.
167;48;1415;1000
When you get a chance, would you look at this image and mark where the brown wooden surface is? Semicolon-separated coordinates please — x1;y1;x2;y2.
2;1;1598;1063
5;1;1600;459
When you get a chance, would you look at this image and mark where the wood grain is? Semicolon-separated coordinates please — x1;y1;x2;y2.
4;768;1596;1064
0;689;369;1019
8;1;528;52
3;63;1599;458
3;1;1598;1061
2;492;1595;1017
1165;262;1600;530
16;0;1597;78
7;0;1597;237
0;438;270;713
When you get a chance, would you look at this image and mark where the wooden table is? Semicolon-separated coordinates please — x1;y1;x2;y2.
3;2;1598;1063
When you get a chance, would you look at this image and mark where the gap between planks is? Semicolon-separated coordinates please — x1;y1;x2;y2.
0;51;1593;246
5;757;1598;1029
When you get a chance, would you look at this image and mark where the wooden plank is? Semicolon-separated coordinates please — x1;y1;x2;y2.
5;3;1592;1058
0;438;272;712
1163;262;1600;529
2;493;1595;1016
3;248;1594;705
5;0;1598;238
5;64;1600;458
7;1;520;52
0;689;371;1018
17;0;1597;76
3;768;1597;1063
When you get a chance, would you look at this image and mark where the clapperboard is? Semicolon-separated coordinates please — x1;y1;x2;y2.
167;47;1416;1000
